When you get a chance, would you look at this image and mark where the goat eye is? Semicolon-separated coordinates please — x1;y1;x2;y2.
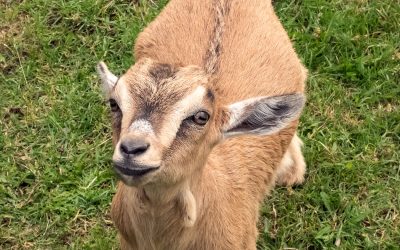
109;99;120;112
192;111;209;125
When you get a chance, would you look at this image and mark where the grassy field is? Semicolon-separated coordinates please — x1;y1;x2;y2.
1;0;399;249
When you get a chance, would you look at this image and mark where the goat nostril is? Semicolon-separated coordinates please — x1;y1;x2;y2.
120;143;130;155
120;140;150;156
132;144;149;155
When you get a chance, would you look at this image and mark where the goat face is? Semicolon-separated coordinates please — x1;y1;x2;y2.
98;58;305;187
98;58;221;187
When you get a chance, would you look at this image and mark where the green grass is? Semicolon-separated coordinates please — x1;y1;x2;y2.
1;0;399;249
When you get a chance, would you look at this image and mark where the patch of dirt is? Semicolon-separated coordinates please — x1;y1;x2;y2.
0;11;30;75
371;102;398;117
0;0;24;4
0;10;28;43
342;112;363;126
3;107;24;121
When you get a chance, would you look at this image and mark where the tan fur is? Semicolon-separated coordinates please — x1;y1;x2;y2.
276;134;307;186
108;0;307;249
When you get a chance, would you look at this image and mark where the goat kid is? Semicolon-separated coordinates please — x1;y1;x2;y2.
97;0;307;249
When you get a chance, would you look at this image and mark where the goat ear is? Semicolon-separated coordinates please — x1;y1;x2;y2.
223;93;305;138
96;61;118;94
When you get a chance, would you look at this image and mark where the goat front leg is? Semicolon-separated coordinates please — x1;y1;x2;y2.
276;133;306;186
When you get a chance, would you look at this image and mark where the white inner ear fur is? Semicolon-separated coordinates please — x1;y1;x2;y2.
223;93;305;138
226;96;264;130
97;61;118;94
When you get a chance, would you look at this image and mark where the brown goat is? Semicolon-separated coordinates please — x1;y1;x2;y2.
97;0;307;249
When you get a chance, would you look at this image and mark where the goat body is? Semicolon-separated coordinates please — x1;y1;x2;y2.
99;0;307;249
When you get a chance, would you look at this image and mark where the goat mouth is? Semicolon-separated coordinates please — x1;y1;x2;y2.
114;164;160;177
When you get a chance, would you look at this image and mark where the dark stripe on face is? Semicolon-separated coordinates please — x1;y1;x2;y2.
112;110;122;145
175;119;192;139
207;88;215;102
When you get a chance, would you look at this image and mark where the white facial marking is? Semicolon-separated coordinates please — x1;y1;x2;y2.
129;119;154;135
113;77;133;113
158;86;207;147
